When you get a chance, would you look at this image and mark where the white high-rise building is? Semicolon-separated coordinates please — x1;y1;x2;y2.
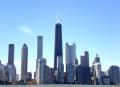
66;43;76;65
36;36;43;81
94;62;103;84
65;43;76;83
36;58;46;84
92;54;103;85
36;36;43;69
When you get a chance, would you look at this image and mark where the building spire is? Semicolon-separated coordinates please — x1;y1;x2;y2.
57;8;60;23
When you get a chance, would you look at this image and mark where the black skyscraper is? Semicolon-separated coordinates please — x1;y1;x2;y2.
54;23;63;71
8;44;14;65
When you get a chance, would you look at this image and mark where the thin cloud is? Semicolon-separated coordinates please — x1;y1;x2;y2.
20;26;33;35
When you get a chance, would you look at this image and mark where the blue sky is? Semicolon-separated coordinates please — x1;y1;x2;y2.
0;0;120;75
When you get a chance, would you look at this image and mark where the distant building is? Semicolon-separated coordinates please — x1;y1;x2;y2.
44;66;51;84
27;72;32;81
35;36;43;80
66;64;75;83
36;36;43;69
44;66;54;84
81;51;89;67
0;62;8;82
36;58;46;84
93;54;100;64
66;43;76;65
21;44;28;82
37;36;43;59
54;23;63;71
49;68;54;83
80;51;91;84
91;54;103;85
7;64;16;84
76;65;82;84
57;56;64;83
93;63;103;84
65;43;76;83
7;44;16;84
108;65;120;84
8;44;14;65
82;66;91;84
102;76;110;85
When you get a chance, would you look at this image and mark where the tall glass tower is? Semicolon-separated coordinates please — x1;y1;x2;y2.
37;36;43;59
54;23;63;71
36;36;43;69
8;44;14;65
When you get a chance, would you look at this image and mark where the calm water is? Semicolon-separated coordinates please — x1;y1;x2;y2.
0;85;119;87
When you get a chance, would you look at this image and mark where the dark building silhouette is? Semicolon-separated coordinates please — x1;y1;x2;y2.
76;65;83;84
82;66;91;84
21;44;28;82
108;65;120;84
54;23;63;71
81;51;89;67
8;44;14;65
76;65;91;84
79;51;91;84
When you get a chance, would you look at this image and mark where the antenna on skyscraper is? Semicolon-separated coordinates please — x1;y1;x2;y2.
57;8;60;23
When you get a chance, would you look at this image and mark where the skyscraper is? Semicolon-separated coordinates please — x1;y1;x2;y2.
37;36;43;58
92;54;103;85
7;64;16;83
54;23;63;71
8;44;14;65
36;36;43;69
21;44;28;82
80;51;91;84
81;51;89;67
7;44;16;84
66;43;76;65
65;43;76;83
36;58;46;84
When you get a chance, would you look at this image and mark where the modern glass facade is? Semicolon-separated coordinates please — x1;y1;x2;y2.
54;23;63;71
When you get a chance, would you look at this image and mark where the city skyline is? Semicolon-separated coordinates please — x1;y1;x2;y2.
0;0;120;76
0;22;120;81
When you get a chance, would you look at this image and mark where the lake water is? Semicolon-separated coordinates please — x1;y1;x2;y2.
0;85;119;87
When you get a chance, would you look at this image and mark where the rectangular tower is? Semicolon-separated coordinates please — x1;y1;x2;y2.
54;23;63;71
37;36;43;58
21;44;28;82
8;44;14;65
